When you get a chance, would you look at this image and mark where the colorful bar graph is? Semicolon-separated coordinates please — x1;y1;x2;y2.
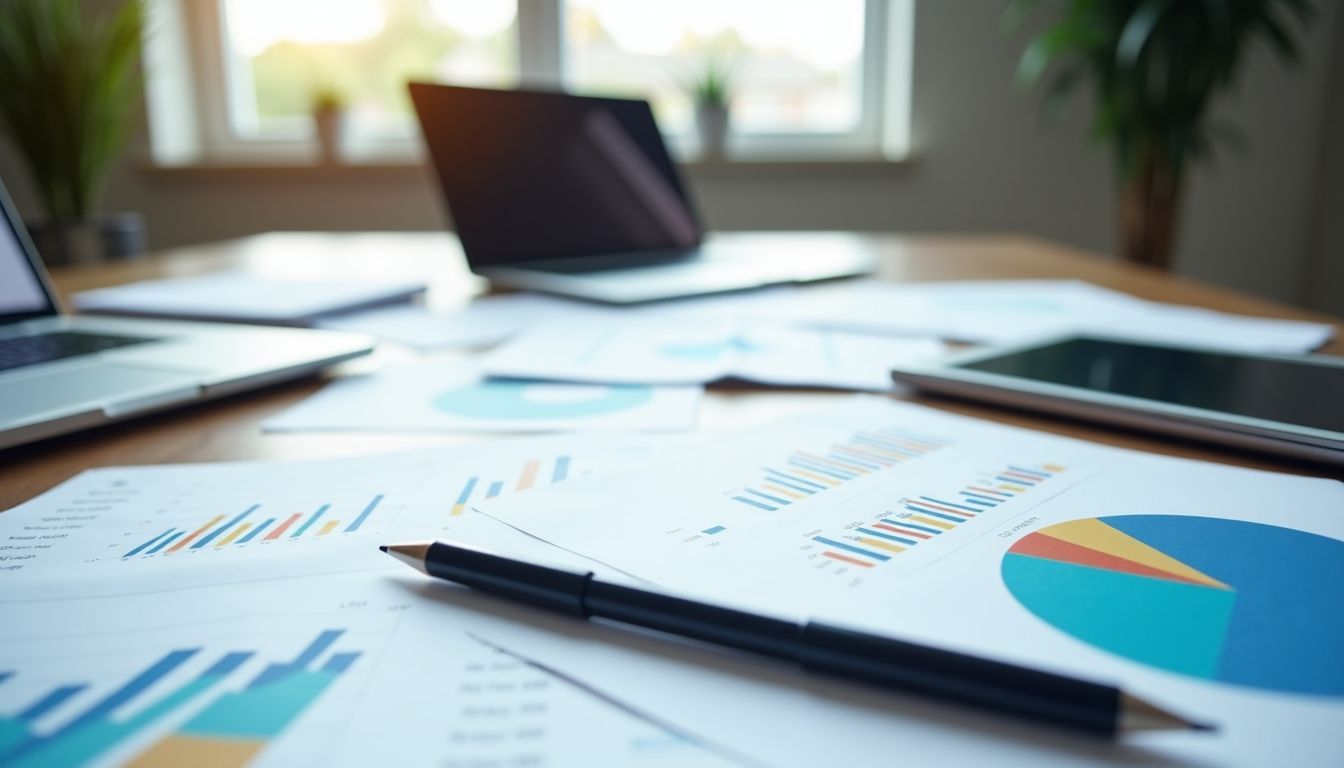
449;455;577;516
810;462;1064;570
0;630;360;768
730;425;953;512
122;493;387;557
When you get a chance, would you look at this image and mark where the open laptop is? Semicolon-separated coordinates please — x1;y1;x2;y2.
0;178;374;450
409;83;874;304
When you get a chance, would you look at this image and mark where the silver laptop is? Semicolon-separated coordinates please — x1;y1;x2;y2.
409;83;874;304
0;179;374;450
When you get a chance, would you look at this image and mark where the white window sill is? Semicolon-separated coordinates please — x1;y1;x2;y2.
136;155;915;183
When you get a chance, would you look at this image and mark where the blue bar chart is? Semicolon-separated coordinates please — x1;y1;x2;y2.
811;462;1065;569
123;494;385;558
0;629;360;768
729;426;951;511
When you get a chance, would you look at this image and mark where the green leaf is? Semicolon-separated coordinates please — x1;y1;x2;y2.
1116;0;1173;69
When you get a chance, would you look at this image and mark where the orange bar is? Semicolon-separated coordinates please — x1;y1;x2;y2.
318;520;339;535
834;445;894;465
910;501;974;518
265;513;302;541
798;452;869;474
215;523;251;547
789;468;840;487
762;483;805;500
167;515;225;553
516;460;541;491
874;522;931;539
822;551;874;568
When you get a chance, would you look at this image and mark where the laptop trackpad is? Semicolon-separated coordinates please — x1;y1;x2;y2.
0;362;202;426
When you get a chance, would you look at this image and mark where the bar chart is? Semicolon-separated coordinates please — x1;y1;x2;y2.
0;629;360;768
809;462;1065;569
728;426;952;512
450;453;574;515
123;494;386;558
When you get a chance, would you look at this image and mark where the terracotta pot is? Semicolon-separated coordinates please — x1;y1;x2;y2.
696;103;730;159
24;213;146;266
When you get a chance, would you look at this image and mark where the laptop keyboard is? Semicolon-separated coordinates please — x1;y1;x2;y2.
0;331;156;373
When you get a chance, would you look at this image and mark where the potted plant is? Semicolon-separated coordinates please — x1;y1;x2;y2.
312;86;348;165
686;58;735;160
0;0;146;265
1008;0;1314;269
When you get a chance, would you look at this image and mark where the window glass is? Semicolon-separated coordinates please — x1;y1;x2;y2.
564;0;866;135
221;0;518;138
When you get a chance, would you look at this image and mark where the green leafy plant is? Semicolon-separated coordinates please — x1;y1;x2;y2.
0;0;144;220
686;57;735;109
1007;0;1314;268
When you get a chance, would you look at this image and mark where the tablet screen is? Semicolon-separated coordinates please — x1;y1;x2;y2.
958;338;1344;433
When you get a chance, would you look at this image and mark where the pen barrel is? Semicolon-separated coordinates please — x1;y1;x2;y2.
800;622;1120;736
583;582;802;662
425;542;591;616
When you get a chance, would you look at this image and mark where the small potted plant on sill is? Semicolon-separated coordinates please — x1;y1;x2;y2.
687;57;735;160
312;86;349;165
1007;0;1314;270
0;0;146;265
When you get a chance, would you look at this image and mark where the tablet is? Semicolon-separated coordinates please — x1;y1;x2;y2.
890;335;1344;465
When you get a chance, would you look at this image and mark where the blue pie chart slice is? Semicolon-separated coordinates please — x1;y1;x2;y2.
1001;515;1344;696
432;380;654;420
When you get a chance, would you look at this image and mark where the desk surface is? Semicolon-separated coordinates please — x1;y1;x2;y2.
3;231;1341;509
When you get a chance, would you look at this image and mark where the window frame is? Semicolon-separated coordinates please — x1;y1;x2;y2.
147;0;911;164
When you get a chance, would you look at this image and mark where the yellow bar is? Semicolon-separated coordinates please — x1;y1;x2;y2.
318;520;340;535
167;515;225;553
858;537;906;554
450;503;466;517
789;467;840;487
907;514;954;531
1044;463;1066;473
762;483;805;500
516;459;541;491
998;483;1027;493
799;452;869;474
215;523;251;547
132;734;264;768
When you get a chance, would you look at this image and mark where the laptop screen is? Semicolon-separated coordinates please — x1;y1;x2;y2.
409;83;702;267
0;186;55;320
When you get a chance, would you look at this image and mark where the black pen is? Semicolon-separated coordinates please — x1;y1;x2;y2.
381;540;1215;738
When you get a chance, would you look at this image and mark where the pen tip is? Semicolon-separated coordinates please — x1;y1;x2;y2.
1190;721;1219;733
378;545;389;553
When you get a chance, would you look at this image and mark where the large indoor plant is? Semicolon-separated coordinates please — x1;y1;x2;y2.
1008;0;1314;269
0;0;145;264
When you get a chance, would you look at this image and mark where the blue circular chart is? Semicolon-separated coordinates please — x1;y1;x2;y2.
1001;515;1344;696
431;380;654;420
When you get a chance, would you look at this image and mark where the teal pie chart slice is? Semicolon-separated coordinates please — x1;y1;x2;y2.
1001;515;1344;696
432;380;654;420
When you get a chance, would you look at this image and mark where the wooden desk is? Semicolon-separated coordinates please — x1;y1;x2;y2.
3;231;1341;509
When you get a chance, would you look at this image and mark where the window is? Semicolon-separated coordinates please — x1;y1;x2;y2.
148;0;911;163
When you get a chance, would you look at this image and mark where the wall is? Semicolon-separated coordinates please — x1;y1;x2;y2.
1;1;1340;314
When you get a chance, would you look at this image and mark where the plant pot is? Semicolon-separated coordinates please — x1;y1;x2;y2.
313;106;347;165
1117;154;1184;270
695;103;730;160
24;212;146;266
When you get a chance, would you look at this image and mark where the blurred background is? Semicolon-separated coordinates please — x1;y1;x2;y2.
0;0;1340;314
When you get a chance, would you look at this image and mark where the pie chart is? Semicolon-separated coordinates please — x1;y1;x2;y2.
1001;515;1344;696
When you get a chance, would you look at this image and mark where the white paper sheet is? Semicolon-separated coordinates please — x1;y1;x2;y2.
314;294;607;350
479;397;1344;767
72;272;426;326
481;318;947;390
0;571;741;768
0;434;667;597
771;280;1335;352
263;361;703;433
